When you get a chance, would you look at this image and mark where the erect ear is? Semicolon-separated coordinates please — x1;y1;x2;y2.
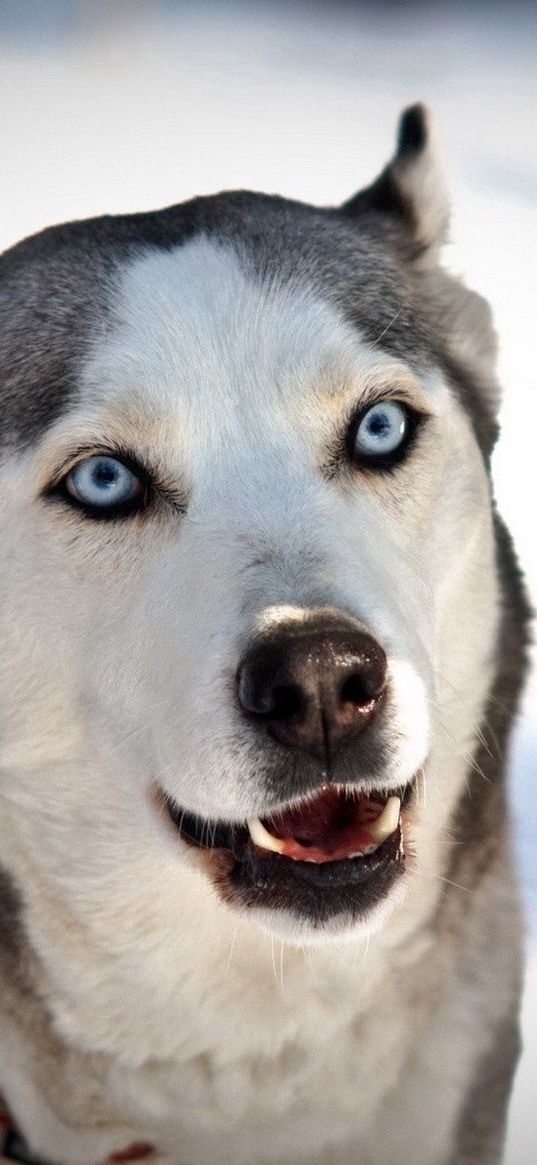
342;104;449;261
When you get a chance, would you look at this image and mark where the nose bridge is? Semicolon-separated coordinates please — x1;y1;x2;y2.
197;421;404;654
233;515;384;647
207;460;335;616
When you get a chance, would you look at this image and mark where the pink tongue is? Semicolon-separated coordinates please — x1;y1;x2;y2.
262;786;382;862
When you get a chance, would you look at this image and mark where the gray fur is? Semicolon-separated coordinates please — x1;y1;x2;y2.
451;1012;522;1164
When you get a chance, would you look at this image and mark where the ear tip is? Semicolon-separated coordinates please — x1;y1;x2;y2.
397;103;431;156
342;103;447;252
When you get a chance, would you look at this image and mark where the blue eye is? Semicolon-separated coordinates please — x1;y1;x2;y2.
64;455;145;515
352;401;411;463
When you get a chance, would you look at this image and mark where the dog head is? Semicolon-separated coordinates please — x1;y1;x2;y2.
0;107;501;955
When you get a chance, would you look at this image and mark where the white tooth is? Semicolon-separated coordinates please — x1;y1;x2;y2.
248;817;286;854
349;844;378;858
367;795;401;843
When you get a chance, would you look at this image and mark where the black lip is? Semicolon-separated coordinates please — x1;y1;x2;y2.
166;782;412;926
230;825;404;925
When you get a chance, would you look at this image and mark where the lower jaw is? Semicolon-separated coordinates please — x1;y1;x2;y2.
227;826;405;933
164;785;413;933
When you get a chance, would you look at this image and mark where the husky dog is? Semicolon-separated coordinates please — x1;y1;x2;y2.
0;105;529;1165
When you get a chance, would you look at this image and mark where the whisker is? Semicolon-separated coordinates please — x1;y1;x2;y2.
413;868;471;895
359;932;371;979
373;305;404;346
224;921;242;977
270;937;279;992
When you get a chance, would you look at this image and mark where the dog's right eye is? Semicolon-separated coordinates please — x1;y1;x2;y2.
57;455;147;519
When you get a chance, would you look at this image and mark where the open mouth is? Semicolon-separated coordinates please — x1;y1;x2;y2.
163;781;414;929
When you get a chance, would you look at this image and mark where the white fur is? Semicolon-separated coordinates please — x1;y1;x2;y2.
0;239;500;1163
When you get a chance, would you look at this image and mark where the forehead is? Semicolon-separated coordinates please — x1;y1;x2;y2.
45;241;454;509
83;238;415;428
0;190;432;451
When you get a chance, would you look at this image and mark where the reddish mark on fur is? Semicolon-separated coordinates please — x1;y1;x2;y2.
0;1095;16;1130
108;1144;155;1162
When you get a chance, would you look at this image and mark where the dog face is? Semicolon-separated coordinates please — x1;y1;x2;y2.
0;107;501;951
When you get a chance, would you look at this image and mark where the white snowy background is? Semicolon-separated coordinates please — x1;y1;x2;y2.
0;1;535;1159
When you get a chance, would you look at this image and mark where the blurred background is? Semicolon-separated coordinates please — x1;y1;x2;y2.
0;0;535;1159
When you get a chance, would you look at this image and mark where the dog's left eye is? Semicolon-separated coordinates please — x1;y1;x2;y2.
61;455;146;517
350;401;415;467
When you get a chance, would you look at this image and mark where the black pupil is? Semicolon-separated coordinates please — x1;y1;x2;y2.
94;460;120;487
367;411;392;436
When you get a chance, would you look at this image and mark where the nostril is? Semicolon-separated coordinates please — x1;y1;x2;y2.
340;668;385;708
340;673;376;709
238;665;305;722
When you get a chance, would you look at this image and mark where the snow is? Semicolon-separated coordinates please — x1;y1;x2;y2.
0;1;535;1156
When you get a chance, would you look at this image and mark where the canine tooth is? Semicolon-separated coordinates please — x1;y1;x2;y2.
368;796;401;843
248;817;286;854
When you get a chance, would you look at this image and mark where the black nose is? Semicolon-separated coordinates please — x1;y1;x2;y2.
237;619;387;762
